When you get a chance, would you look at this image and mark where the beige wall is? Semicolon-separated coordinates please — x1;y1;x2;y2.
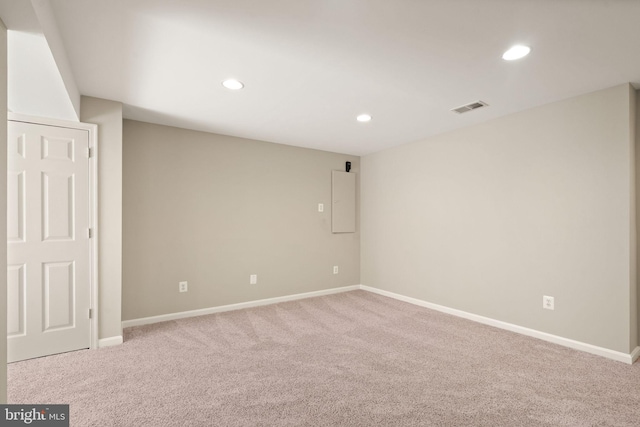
122;120;360;320
0;18;7;403
362;84;637;354
80;96;123;340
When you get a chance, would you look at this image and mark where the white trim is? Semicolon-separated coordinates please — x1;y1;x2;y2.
9;112;81;129
88;123;99;351
120;283;639;364
122;285;360;328
98;336;123;348
9;113;100;351
360;285;637;365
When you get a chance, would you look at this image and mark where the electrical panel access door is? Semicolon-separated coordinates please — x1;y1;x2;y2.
332;170;356;233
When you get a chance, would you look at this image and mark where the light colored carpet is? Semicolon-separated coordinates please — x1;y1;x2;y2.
8;290;640;426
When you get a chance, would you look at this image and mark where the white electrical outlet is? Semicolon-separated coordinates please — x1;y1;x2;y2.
543;295;554;310
179;281;188;293
333;266;339;274
250;274;257;285
318;203;324;212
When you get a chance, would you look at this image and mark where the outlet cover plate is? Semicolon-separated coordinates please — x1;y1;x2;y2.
543;295;554;310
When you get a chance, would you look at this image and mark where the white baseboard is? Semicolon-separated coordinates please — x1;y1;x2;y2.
360;285;637;365
98;336;123;348
119;283;639;365
122;285;361;329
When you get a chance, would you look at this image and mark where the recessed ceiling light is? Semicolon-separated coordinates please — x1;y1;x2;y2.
357;114;372;122
502;45;531;61
222;79;244;90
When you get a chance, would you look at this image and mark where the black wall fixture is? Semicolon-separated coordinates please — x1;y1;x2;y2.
346;161;351;172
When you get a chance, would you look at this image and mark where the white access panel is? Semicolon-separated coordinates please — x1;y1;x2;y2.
332;170;356;233
7;121;91;362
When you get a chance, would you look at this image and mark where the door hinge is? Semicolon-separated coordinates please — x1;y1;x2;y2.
87;147;92;158
88;228;92;238
89;308;92;319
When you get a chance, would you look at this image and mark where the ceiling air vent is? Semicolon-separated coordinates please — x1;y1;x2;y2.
451;100;489;114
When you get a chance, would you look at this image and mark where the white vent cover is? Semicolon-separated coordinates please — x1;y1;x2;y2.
451;100;489;114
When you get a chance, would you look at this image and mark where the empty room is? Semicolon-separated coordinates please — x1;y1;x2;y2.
1;0;640;425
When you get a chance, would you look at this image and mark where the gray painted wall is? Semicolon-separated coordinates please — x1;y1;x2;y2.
122;120;360;320
0;18;7;403
361;84;637;353
80;96;123;340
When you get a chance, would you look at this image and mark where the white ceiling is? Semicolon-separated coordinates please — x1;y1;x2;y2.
10;0;640;155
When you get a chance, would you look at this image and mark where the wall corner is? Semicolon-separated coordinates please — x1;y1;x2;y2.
634;87;640;349
80;96;124;341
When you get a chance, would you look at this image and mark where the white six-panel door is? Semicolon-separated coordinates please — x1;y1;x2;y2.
8;120;91;362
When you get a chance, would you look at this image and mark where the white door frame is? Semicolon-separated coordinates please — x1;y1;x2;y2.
8;112;99;351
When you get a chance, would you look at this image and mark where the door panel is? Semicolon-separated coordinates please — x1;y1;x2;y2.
7;121;91;362
7;171;25;242
43;261;75;331
42;171;75;240
7;264;25;337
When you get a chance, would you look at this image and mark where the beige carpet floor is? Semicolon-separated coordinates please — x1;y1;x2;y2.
8;290;640;426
